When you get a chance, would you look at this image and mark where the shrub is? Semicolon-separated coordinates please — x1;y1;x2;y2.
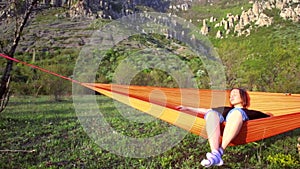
266;153;299;168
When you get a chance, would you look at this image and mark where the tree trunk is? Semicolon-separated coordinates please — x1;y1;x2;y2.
0;0;38;112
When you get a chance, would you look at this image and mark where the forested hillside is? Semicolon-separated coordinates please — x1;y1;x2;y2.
0;0;299;98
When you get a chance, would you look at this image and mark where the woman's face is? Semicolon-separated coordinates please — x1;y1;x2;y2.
230;89;243;107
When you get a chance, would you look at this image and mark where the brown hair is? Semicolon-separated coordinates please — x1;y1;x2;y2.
230;88;250;109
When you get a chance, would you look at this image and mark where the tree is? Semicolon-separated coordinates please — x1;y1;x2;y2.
0;0;38;112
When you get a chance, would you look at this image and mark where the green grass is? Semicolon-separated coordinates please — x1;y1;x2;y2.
33;7;67;24
178;0;251;23
0;96;299;168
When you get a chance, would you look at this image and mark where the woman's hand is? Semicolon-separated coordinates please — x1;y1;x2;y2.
176;105;188;111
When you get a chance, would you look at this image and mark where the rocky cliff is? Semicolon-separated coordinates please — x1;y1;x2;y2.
0;0;299;54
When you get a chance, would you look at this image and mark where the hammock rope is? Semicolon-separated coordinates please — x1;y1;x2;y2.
0;53;81;85
1;53;300;145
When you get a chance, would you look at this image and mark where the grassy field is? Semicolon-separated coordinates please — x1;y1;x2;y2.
0;95;299;168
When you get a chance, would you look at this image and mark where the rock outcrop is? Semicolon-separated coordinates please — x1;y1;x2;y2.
69;0;94;19
201;0;300;38
200;19;209;35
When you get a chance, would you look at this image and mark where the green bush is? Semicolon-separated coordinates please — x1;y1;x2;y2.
267;153;299;168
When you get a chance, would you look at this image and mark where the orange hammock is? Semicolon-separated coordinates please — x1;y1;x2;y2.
1;53;300;145
81;83;300;145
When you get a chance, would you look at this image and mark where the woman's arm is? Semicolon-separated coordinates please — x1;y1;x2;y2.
176;105;210;115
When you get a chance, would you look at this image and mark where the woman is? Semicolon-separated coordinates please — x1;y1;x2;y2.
177;88;250;167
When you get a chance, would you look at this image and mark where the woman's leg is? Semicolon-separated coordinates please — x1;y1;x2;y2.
205;111;221;151
201;111;223;167
221;110;243;149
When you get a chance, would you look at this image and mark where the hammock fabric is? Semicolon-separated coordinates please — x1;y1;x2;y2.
82;83;300;145
1;53;300;145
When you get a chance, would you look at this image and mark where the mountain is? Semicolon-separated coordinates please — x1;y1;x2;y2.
0;0;299;95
